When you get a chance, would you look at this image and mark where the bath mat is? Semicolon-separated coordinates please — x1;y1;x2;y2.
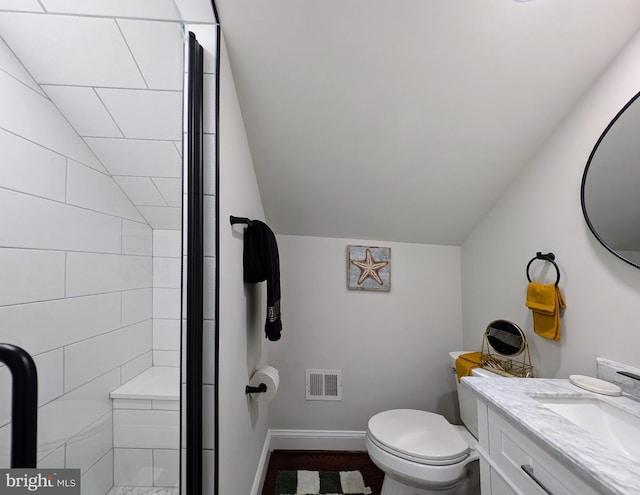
274;470;372;495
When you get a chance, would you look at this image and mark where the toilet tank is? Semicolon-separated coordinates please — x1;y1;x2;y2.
448;351;501;439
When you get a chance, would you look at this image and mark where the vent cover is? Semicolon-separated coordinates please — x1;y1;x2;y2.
305;369;342;401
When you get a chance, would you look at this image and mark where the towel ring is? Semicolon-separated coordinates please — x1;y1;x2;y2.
526;252;560;286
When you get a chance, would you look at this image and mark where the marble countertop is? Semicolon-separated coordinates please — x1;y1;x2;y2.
462;376;640;495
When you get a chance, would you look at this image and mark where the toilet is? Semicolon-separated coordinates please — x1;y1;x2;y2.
365;351;500;495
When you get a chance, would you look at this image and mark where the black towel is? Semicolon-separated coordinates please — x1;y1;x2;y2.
243;220;282;341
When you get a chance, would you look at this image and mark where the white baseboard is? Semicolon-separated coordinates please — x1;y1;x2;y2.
250;429;367;495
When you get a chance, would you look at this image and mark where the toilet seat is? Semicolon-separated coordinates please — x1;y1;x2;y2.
367;409;470;466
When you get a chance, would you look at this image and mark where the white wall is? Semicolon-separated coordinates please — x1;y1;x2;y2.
461;28;640;379
218;34;270;495
269;235;463;430
0;38;152;495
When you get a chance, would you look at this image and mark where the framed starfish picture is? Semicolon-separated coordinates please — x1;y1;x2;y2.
347;245;391;291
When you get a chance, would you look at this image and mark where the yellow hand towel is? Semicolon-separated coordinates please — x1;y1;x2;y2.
526;283;566;341
455;352;485;382
525;282;555;314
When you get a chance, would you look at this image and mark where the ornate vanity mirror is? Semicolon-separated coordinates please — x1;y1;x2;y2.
581;91;640;268
480;320;533;377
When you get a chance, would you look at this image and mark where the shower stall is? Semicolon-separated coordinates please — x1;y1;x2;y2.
0;3;212;495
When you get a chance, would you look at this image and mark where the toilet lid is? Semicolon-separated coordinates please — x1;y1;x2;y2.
367;409;470;465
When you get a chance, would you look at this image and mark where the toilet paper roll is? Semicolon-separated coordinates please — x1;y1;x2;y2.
248;365;279;402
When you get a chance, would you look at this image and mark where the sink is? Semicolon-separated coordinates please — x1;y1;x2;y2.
533;396;640;459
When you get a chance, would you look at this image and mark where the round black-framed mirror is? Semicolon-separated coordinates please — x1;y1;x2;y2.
581;90;640;269
485;319;526;357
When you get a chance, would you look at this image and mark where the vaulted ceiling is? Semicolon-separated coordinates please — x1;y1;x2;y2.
216;0;640;245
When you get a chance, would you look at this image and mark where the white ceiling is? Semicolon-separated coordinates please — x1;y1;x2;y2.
216;0;640;245
0;9;185;229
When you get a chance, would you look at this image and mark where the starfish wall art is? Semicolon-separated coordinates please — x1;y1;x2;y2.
347;245;391;291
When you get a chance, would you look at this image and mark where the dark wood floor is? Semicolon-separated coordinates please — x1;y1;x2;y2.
261;450;384;495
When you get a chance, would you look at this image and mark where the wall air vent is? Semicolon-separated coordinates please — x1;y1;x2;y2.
305;369;342;401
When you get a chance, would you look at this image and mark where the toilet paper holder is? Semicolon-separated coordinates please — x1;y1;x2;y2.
245;383;267;394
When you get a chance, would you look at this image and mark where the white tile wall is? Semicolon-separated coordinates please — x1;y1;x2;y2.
34;348;65;406
0;16;163;488
202;384;215;450
0;347;63;427
203;74;217;135
0;248;65;305
113;399;152;410
0;189;123;253
116;20;183;91
153;319;180;351
203;195;216;257
0;1;43;14
114;448;153;486
153;288;181;320
203;320;216;385
42;85;122;138
154;230;182;257
96;89;182;141
0;13;146;88
110;372;180;488
81;452;114;495
122;288;153;326
66;252;152;297
38;445;65;469
174;0;216;24
122;220;153;256
203;134;216;196
138;206;182;230
64;320;152;391
0;70;104;170
0;33;43;94
0;370;124;466
85;138;181;178
113;409;179;449
203;449;215;495
0;129;66;201
115;177;167;207
154;256;181;288
39;0;182;21
0;10;210;494
152;178;182;207
203;257;216;320
153;350;180;367
152;401;179;411
121;352;153;383
153;449;179;487
0;9;185;236
67;162;145;222
66;411;112;472
0;293;122;355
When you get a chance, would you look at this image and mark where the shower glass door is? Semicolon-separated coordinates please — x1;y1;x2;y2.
0;5;186;495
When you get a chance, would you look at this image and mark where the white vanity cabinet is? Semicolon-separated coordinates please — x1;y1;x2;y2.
476;400;600;495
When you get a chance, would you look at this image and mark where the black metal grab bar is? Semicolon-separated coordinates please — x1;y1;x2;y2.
0;343;37;468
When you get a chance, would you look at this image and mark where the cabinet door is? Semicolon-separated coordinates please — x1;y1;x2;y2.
490;467;518;495
487;408;598;495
